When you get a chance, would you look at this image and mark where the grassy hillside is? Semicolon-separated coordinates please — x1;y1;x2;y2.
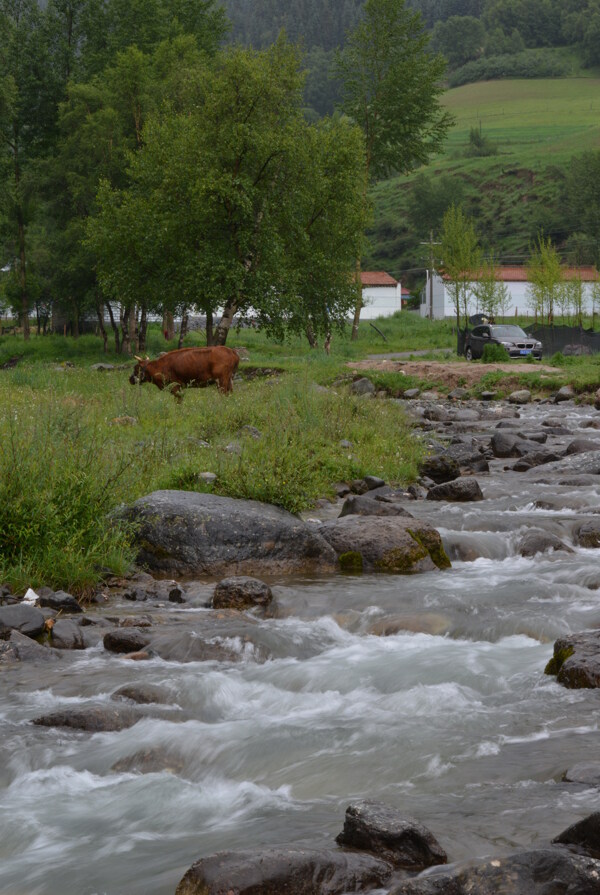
366;78;600;284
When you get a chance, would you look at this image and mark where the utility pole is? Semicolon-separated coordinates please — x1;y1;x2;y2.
420;230;441;320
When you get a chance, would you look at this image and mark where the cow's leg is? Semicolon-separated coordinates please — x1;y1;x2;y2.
171;383;184;403
218;373;233;394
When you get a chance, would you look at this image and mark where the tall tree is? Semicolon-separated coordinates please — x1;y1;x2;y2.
526;234;563;323
472;252;508;320
335;0;452;338
440;203;481;333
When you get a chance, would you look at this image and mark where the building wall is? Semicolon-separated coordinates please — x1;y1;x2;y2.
361;284;401;319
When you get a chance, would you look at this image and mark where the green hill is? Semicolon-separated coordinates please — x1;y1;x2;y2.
366;77;600;285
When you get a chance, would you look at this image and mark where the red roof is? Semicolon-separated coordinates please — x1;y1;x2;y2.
401;287;410;296
442;266;599;282
360;271;398;287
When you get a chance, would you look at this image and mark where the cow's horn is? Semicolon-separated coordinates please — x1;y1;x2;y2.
145;354;149;360
134;355;143;362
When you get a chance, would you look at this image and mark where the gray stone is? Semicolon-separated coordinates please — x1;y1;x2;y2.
90;363;115;371
212;576;273;611
566;439;600;455
0;604;46;640
553;812;600;858
351;377;376;396
418;455;460;484
448;387;468;400
168;585;186;603
241;425;262;439
388;848;600;895
564;763;600;786
575;520;600;548
403;388;421;399
51;619;87;649
406;484;427;500
555;385;575;402
508;389;531;405
423;406;450;422
339;495;413;519
480;391;497;401
38;590;82;613
111;684;170;705
363;475;386;490
175;848;392;895
0;630;60;665
426;478;484;502
148;631;242;664
224;441;242;455
103;629;151;654
512;450;562;471
117;491;336;577
545;630;600;688
336;801;447;870
339;440;353;449
319;516;450;574
33;706;140;732
198;472;217;485
452;408;480;422
517;530;573;557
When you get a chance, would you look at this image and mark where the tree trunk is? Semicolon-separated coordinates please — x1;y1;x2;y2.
206;309;214;346
120;305;130;355
129;304;137;352
14;138;29;341
214;299;238;346
35;302;41;335
305;323;318;348
178;307;189;348
139;306;148;352
106;302;121;353
162;309;175;340
95;300;108;352
72;300;79;338
350;258;362;341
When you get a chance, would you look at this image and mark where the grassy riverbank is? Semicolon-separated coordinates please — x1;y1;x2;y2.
0;324;426;594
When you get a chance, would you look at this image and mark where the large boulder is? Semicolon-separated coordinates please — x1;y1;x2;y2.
0;630;60;665
336;801;447;870
545;630;600;688
117;491;336;576
37;590;82;613
426;478;484;502
33;706;141;732
575;520;600;548
319;516;450;573
0;604;46;640
175;848;392;895
508;389;531;405
553;813;600;858
387;848;600;895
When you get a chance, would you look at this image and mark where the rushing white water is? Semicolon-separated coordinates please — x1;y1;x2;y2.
1;402;600;895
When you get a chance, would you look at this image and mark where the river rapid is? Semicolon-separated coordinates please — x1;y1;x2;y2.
1;400;600;895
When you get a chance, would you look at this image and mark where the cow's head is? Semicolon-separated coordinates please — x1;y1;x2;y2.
129;355;151;385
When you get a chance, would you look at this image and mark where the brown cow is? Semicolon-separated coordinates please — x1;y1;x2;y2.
129;347;239;399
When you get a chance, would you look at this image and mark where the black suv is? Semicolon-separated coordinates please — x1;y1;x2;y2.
464;324;542;361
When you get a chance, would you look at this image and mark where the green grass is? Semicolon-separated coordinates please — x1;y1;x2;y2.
0;325;430;594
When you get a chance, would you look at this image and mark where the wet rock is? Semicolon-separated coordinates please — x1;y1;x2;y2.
334;482;351;498
51;619;90;649
517;530;573;557
33;706;140;732
387;848;600;895
452;408;480;422
407;484;427;500
448;387;468;400
575;520;600;548
580;419;600;430
426;479;483;502
319;516;451;574
491;432;542;458
423;406;450;423
443;445;490;474
38;590;82;613
103;629;151;654
111;684;171;705
0;630;60;665
495;420;521;428
524;451;600;478
168;585;185;603
0;604;46;640
418;455;460;484
369;613;451;637
148;631;242;663
336;801;447;870
564;763;600;786
403;388;420;399
512;450;561;471
508;389;531;405
349;479;369;495
558;475;600;487
545;630;600;688
553;812;600;858
517;431;547;444
112;748;186;775
595;387;600;410
363;475;386;491
351;377;376;396
339;495;413;519
480;391;496;401
117;491;336;577
566;439;600;455
212;576;273;611
555;385;575;402
175;847;392;895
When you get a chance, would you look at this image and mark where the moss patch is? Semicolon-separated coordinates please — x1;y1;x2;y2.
408;529;452;570
544;644;575;676
375;542;430;573
338;551;364;572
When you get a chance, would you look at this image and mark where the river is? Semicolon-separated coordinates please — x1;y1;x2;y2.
1;400;599;894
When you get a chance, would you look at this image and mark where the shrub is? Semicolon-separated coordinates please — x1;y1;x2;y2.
449;50;569;88
482;343;510;362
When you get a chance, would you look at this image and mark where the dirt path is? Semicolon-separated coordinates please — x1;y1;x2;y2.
348;359;558;390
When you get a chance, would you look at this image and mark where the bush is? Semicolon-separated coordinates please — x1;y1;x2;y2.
449;50;569;88
482;343;510;362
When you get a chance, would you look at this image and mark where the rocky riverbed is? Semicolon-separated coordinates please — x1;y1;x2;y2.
2;389;600;894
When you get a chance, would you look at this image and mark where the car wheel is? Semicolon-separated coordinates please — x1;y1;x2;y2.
465;346;473;361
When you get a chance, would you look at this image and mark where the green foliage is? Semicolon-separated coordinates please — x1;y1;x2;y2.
431;15;485;69
481;342;509;362
465;126;498;156
448;49;570;87
406;173;464;238
441;203;481;329
526;234;563;320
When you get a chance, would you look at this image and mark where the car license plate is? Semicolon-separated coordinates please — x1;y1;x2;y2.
520;349;531;355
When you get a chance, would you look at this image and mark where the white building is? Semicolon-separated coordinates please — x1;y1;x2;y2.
360;271;403;318
420;266;600;320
